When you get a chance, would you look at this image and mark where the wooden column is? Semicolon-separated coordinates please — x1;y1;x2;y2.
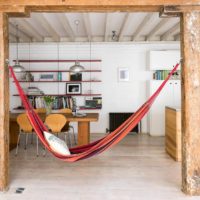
181;12;200;195
0;12;9;191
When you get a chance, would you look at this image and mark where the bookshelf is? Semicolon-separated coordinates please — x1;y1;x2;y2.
12;59;102;111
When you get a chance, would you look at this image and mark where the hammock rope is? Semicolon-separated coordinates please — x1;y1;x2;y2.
9;62;180;162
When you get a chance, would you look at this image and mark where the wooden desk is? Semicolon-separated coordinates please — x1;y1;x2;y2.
10;113;99;149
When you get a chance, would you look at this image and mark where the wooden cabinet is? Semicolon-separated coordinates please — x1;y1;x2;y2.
147;80;181;136
165;107;181;161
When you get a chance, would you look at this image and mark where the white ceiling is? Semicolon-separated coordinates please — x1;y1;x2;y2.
9;12;180;43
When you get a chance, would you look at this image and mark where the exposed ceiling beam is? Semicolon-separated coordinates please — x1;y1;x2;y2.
160;22;180;41
118;13;130;42
146;18;170;41
132;13;154;41
83;13;92;41
9;22;32;42
104;13;110;42
57;13;75;42
9;34;17;42
11;19;43;42
34;13;60;42
174;33;180;41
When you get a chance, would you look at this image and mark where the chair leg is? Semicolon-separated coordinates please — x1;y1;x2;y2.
25;134;28;150
15;133;21;156
31;133;34;144
43;147;46;157
71;126;76;145
68;133;72;147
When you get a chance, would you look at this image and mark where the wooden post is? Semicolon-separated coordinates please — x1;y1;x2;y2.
181;12;200;195
0;12;9;191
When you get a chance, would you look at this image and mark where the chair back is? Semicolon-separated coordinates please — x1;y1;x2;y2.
58;108;72;114
34;108;46;113
17;113;33;133
57;108;72;129
45;114;67;133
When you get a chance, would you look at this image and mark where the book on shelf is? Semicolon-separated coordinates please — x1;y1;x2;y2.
27;96;74;110
153;70;181;80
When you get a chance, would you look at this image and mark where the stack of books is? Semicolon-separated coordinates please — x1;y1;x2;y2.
27;87;44;95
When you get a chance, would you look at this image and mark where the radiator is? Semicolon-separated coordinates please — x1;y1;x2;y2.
109;112;141;133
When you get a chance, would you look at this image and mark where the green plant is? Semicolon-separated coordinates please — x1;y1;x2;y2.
43;96;55;106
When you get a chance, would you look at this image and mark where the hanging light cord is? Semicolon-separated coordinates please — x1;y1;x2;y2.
16;25;19;61
57;43;60;94
90;39;92;98
75;20;79;61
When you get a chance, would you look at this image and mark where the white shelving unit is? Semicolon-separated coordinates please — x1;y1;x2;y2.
147;50;181;136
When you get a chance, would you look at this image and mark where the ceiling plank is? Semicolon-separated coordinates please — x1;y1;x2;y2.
174;33;180;41
104;13;110;42
160;22;180;41
132;13;154;41
34;13;60;42
11;19;43;42
9;34;17;42
9;22;32;42
146;18;170;41
118;13;130;42
83;13;92;41
57;13;75;42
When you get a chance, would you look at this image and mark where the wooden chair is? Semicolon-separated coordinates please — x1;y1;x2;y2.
16;113;39;156
44;114;72;146
58;108;76;145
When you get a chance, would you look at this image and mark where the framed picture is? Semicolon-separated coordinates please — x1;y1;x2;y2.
66;83;82;94
118;68;129;82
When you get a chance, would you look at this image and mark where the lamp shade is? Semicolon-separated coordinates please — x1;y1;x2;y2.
69;61;85;73
13;60;25;72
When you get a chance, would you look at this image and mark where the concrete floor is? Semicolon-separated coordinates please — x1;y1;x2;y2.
0;133;197;200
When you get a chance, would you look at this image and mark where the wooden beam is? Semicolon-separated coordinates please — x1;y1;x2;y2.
146;18;170;41
181;11;200;195
0;5;27;16
9;22;31;42
33;13;60;42
160;22;180;41
83;13;92;41
160;5;200;17
0;1;200;7
104;13;110;42
132;13;154;41
57;13;75;42
0;12;9;192
11;19;43;42
118;13;130;42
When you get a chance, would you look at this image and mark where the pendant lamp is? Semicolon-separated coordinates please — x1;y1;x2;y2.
69;20;85;73
13;25;25;72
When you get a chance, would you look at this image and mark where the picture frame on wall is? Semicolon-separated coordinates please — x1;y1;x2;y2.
118;68;129;82
66;83;82;94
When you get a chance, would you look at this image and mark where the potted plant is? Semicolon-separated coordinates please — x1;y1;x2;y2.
43;96;55;115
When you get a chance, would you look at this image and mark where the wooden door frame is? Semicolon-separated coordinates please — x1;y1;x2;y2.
1;0;200;195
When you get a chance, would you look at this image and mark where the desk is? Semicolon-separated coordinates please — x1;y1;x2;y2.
10;113;99;150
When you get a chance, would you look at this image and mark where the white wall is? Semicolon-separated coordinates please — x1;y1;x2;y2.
9;42;180;134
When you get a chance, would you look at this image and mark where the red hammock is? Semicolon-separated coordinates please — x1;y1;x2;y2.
9;63;180;162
